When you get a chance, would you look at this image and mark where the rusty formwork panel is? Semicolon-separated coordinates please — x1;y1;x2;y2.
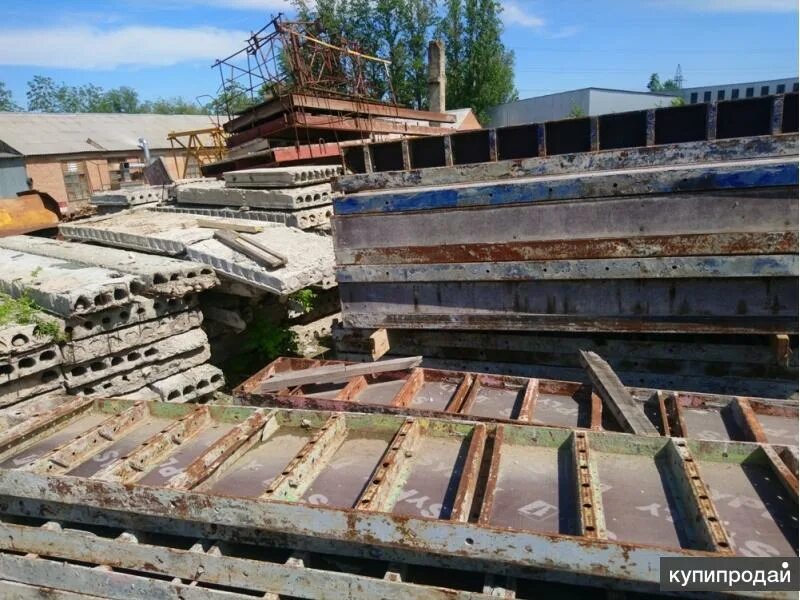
0;515;629;600
234;357;799;446
0;398;795;598
332;156;798;335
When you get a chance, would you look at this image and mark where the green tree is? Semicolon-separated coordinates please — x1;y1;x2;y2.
568;103;586;118
96;86;140;113
647;72;681;93
0;82;20;111
440;0;517;122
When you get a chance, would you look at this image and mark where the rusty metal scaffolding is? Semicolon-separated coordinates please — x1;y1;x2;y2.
211;14;397;120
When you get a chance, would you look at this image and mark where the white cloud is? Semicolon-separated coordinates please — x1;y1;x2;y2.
548;25;582;39
501;2;545;28
0;25;250;69
654;0;796;11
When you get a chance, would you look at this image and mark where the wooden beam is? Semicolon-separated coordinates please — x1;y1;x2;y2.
450;424;487;522
389;368;424;407
93;406;212;483
23;402;149;475
256;356;423;393
589;392;603;431
213;230;286;269
166;410;276;490
196;219;263;234
515;379;538;422
262;415;347;501
579;351;659;436
356;419;421;512
573;431;606;539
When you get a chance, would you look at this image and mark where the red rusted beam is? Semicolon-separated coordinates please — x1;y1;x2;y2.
450;424;487;522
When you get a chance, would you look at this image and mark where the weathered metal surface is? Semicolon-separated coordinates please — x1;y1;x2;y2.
335;158;797;215
235;357;798;444
332;189;797;262
331;326;799;398
0;398;794;596
339;94;797;175
0;192;61;237
338;278;798;334
337;254;798;282
335;133;798;193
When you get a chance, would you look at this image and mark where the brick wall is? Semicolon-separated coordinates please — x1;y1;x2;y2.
24;159;69;211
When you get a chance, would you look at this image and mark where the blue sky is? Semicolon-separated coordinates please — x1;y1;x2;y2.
0;0;797;109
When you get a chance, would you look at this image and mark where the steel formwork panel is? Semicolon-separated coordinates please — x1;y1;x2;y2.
0;398;795;597
234;357;798;446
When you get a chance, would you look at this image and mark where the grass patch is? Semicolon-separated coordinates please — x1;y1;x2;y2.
289;288;317;314
0;292;66;343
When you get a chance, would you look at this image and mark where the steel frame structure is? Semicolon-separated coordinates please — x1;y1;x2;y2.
0;398;795;598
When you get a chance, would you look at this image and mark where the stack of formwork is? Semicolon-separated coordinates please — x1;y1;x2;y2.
164;165;343;232
331;95;800;398
0;237;224;407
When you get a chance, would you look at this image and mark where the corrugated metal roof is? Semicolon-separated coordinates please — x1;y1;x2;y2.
0;113;226;157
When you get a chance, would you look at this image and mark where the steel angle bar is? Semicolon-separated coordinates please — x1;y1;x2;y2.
0;398;794;596
334;158;798;215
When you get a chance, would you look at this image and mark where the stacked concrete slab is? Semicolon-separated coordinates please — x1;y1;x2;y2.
59;209;337;295
169;166;343;231
90;185;168;214
0;238;225;407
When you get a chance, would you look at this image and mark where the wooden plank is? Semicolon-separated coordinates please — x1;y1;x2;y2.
334;134;798;193
332;190;798;256
256;356;423;392
337;255;798;283
196;219;263;234
355;418;421;512
334;158;797;215
450;424;487;522
262;415;347;501
165;409;275;490
579;351;659;436
213;230;286;268
389;368;424;407
336;231;799;266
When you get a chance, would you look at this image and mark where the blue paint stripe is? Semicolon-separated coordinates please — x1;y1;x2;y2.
334;162;799;215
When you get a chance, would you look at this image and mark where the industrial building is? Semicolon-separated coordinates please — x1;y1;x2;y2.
680;76;799;104
485;87;677;127
0;112;221;212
